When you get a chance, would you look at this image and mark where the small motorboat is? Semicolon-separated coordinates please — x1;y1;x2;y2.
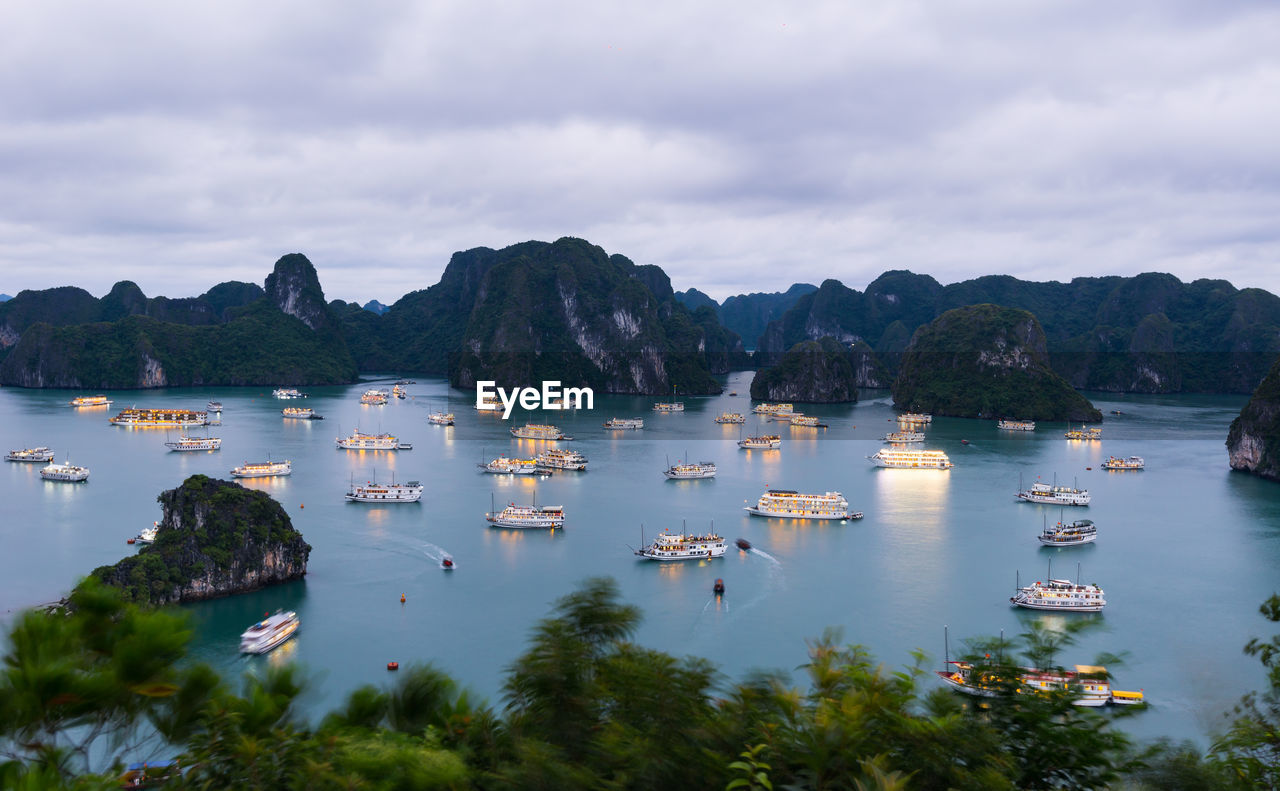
729;391;738;396
713;578;725;595
1110;409;1124;415
961;439;970;445
441;557;455;570
735;538;752;551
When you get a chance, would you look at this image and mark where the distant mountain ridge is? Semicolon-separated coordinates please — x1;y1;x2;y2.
674;283;818;348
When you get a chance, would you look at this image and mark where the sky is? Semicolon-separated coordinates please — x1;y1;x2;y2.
2;1;1279;305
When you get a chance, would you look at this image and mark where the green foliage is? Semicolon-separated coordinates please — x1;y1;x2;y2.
1227;353;1280;481
750;336;863;402
1211;594;1280;788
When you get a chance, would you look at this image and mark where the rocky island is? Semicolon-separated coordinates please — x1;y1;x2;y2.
749;336;886;402
892;304;1102;422
1227;355;1280;481
88;475;310;606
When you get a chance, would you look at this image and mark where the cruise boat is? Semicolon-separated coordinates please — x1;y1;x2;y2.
738;434;782;450
898;412;933;424
110;408;208;427
1102;455;1145;471
207;401;223;412
634;526;727;561
272;388;306;399
5;447;55;462
714;412;746;424
428;411;455;425
936;661;1140;706
536;447;588;471
345;477;424;502
1011;576;1106;612
239;611;300;654
230;460;292;478
476;394;501;411
360;389;388;405
392;384;407;399
485;502;566;529
652;402;685;412
866;449;953;469
69;395;112;408
480;455;539;475
1038;518;1097;546
603;417;644;430
135;522;159;544
663;459;717;479
335;429;408;450
790;415;827;428
281;407;317;419
997;419;1036;431
1064;425;1102;440
40;458;90;482
1017;478;1090;506
164;435;222;452
752;402;794;415
745;489;858;520
882;431;924;443
510;423;569;440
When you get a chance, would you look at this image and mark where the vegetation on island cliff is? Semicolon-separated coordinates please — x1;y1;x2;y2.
749;337;862;402
1227;353;1280;482
87;475;310;606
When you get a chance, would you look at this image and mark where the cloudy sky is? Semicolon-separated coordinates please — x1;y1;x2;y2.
2;1;1278;304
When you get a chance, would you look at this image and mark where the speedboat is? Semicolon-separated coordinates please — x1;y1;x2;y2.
239;611;300;654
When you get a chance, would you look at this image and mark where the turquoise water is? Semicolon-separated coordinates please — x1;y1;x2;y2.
2;373;1277;746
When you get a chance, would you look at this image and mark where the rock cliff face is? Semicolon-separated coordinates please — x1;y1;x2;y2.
265;253;334;331
89;475;311;606
749;337;863;402
1227;355;1280;481
892;304;1102;421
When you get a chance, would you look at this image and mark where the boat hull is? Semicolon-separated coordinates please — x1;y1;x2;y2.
664;470;716;479
1010;598;1105;612
635;547;726;560
744;507;847;519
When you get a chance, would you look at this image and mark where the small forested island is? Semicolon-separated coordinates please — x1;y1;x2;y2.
1227;354;1280;481
749;336;884;402
892;304;1103;421
87;475;310;606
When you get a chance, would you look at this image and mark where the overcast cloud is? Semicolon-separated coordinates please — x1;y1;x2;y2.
2;0;1278;304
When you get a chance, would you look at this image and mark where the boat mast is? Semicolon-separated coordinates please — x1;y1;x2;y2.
944;625;950;671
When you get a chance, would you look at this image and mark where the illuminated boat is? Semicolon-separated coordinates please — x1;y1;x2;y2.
1038;518;1097;546
867;449;952;468
997;419;1036;431
883;431;924;443
652;402;685;412
714;412;746;424
5;447;55;462
745;489;857;519
480;456;539;475
1101;455;1144;470
752;402;794;415
486;502;565;528
537;448;588;470
428;411;455;425
738;434;782;450
936;662;1139;706
69;395;112;407
898;412;933;424
603;417;644;430
345;477;424;502
510;423;568;440
790;415;826;427
230;460;292;478
164;435;222;452
40;458;90;482
239;611;300;654
281;407;316;419
110;408;208;427
272;388;306;399
360;389;388;405
1017;478;1090;506
1064;426;1102;440
1011;576;1106;612
634;526;726;560
663;459;717;479
336;430;408;450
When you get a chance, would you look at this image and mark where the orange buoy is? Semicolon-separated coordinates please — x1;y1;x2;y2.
127;538;136;544
300;504;304;509
387;661;399;671
400;593;406;603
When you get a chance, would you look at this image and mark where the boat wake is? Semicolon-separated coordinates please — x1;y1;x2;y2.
420;542;455;568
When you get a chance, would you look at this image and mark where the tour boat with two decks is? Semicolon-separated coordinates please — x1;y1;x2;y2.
207;401;223;412
1011;563;1105;612
392;384;407;399
336;429;410;450
1102;455;1145;470
1038;518;1097;546
476;393;501;411
230;460;292;478
1017;477;1090;505
603;417;644;430
867;449;953;469
40;458;90;482
753;402;794;415
936;661;1141;706
345;476;424;503
480;455;539;475
652;402;685;413
897;412;933;424
510;423;570;440
164;434;222;452
882;431;924;443
240;611;300;654
110;408;208;427
997;419;1036;431
745;489;860;520
69;395;113;408
537;448;588;471
6;447;55;462
714;412;746;424
738;434;782;450
790;415;827;427
428;411;455;425
272;388;306;399
663;458;717;479
634;525;727;561
485;497;566;529
1064;425;1102;440
360;389;388;405
282;407;320;420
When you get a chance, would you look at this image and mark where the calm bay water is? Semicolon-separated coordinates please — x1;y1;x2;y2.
3;372;1278;746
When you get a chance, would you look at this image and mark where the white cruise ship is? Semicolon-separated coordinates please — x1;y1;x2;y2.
345;477;424;502
790;415;826;427
752;402;794;415
510;423;568;440
883;431;924;443
480;456;539;475
1017;480;1090;506
1064;425;1102;440
240;611;300;654
486;503;565;528
282;407;316;419
997;419;1036;431
536;448;588;470
738;434;782;450
69;395;113;408
867;449;953;469
336;430;408;450
745;489;858;520
360;389;388;405
898;412;933;423
40;458;90;482
1102;455;1145;470
936;662;1139;707
714;412;746;424
164;435;222;452
6;447;55;462
663;459;717;479
476;394;501;411
230;460;292;478
272;388;306;399
428;411;455;425
110;408;208;428
603;417;644;430
1039;518;1097;546
1011;577;1106;612
652;402;685;412
634;528;726;561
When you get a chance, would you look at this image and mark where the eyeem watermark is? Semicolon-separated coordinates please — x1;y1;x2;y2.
476;381;594;419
